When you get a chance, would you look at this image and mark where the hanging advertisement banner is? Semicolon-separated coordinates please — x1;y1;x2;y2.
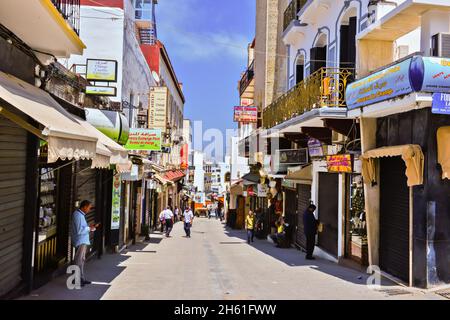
125;128;162;151
149;86;168;132
85;108;129;145
308;138;324;157
257;184;268;197
346;58;413;110
234;106;258;123
327;154;353;173
86;59;118;82
85;86;117;96
346;56;450;110
111;174;121;230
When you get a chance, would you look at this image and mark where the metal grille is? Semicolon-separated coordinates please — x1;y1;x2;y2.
378;288;413;296
435;289;450;299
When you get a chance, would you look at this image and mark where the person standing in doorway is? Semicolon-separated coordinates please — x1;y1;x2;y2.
164;206;174;237
303;204;319;260
245;210;256;244
71;200;99;287
183;207;194;238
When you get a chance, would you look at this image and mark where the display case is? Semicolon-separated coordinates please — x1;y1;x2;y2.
38;168;58;243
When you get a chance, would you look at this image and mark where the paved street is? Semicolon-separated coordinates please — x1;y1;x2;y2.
21;219;444;300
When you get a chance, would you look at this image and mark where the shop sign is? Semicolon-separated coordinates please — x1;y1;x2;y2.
346;58;413;110
327;154;353;173
85;86;117;97
282;179;296;189
257;184;268;197
307;138;324;157
432;92;450;115
111;175;121;230
277;149;308;164
125;129;162;151
346;56;450;110
85;108;129;145
149;86;168;132
240;98;254;107
233;106;258;123
86;59;118;82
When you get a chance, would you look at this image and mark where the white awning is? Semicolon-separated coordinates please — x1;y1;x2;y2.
0;71;97;163
75;116;129;169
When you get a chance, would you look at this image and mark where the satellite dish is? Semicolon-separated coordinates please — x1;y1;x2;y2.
152;71;160;84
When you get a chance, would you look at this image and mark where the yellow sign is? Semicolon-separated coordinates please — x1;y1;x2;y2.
148;86;168;133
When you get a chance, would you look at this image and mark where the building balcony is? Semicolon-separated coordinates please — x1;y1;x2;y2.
0;0;85;59
239;61;255;98
283;0;308;31
263;67;354;129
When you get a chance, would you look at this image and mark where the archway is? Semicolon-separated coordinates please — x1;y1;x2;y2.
295;54;305;85
338;7;358;69
311;32;328;74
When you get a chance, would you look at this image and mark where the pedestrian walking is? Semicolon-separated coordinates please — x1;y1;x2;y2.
159;209;165;233
303;204;319;260
71;200;99;287
183;207;194;238
163;206;174;237
245;210;256;244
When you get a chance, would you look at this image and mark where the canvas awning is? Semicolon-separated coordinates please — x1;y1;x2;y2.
437;127;450;180
361;144;424;187
74;117;129;169
163;170;186;182
154;174;173;186
0;71;96;163
116;161;133;174
242;172;260;184
285;164;313;182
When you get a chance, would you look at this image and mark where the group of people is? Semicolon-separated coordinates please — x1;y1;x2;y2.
159;206;195;238
245;204;320;260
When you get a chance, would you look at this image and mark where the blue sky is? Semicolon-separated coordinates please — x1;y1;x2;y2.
156;0;255;161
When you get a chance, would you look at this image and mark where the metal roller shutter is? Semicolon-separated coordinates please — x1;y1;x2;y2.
318;173;339;257
296;184;311;250
380;157;410;283
0;115;26;296
284;189;297;244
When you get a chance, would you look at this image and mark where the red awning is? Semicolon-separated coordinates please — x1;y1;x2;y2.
163;170;186;182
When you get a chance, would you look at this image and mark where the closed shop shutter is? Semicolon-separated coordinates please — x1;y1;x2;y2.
284;189;297;244
318;173;339;257
380;157;410;283
296;184;311;250
0;116;26;296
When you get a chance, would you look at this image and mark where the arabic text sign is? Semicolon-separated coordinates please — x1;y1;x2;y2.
234;106;258;123
432;92;450;115
327;154;353;173
125;129;162;151
86;59;118;82
346;58;413;110
149;86;168;132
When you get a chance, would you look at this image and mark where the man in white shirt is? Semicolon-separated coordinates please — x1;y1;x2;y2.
163;206;174;237
183;208;194;238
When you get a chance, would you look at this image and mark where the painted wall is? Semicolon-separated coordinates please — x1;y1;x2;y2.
67;5;125;102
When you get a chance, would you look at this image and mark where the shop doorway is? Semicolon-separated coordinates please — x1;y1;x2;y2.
284;188;297;244
318;172;339;257
380;157;410;283
345;174;368;265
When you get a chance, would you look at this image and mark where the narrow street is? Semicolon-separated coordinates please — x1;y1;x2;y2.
22;219;442;300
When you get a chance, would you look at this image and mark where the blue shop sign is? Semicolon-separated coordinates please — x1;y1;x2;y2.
432;93;450;115
346;56;450;110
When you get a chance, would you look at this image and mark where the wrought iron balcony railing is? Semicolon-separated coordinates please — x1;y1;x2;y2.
239;61;255;96
283;0;308;31
263;67;354;129
51;0;81;35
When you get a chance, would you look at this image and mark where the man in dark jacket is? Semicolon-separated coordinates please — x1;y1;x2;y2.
303;204;318;260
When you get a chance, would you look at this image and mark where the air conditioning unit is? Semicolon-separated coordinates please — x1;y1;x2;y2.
431;32;450;58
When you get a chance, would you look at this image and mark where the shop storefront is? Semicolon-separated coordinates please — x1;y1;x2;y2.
346;55;450;287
